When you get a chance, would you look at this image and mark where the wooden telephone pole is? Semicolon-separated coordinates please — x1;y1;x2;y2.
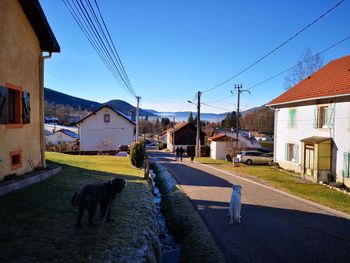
233;85;250;147
196;91;202;157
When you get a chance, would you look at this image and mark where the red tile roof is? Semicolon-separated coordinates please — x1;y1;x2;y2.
267;55;350;106
208;133;237;142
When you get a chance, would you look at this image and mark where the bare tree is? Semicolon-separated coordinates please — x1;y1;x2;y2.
284;48;324;89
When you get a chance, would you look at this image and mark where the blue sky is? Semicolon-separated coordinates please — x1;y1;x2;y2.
40;0;350;114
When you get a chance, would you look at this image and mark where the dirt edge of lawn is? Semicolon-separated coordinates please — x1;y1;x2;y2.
151;163;225;263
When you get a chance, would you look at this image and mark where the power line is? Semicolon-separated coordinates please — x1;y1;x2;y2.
247;35;350;90
202;0;345;94
63;0;137;98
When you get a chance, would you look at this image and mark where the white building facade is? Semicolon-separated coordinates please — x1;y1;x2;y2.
78;106;135;152
268;55;350;186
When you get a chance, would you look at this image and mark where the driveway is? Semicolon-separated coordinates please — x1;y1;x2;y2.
151;152;350;263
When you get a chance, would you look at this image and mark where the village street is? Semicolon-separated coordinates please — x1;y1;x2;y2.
151;151;350;263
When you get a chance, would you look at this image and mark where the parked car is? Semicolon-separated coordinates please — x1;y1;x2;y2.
146;141;158;150
236;151;273;165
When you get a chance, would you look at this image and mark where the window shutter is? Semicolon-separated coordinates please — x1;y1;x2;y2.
285;143;288;161
293;144;299;163
22;91;30;124
0;86;9;124
313;107;318;128
343;152;349;178
327;104;335;128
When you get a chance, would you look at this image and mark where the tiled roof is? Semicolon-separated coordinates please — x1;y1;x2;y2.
208;134;229;141
267;55;350;106
166;122;189;133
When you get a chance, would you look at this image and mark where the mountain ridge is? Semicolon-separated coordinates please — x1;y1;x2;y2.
44;87;266;121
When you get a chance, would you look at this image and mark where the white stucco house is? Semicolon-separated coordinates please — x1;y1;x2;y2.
209;130;262;160
77;105;136;152
267;55;350;186
45;129;79;147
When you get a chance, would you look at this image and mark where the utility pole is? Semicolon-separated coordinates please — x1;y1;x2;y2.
196;91;202;157
173;116;175;152
233;85;250;148
135;96;141;141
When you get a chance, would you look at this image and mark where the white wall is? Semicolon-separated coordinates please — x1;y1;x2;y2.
46;131;76;145
275;102;350;185
79;108;135;151
210;141;228;160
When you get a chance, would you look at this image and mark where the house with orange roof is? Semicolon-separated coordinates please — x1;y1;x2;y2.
166;121;204;152
267;55;350;186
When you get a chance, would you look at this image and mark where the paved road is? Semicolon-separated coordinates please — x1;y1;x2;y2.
152;152;350;263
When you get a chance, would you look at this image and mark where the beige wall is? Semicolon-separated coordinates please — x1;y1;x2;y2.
0;0;42;179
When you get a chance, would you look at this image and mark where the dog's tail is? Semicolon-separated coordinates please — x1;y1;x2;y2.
70;192;79;207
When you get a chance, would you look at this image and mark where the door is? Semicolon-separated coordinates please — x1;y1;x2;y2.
305;144;314;176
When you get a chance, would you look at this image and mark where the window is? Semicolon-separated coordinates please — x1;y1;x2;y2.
9;150;22;170
104;114;110;123
288;109;297;128
0;84;30;127
344;152;350;178
314;105;334;129
8;88;21;124
285;143;299;163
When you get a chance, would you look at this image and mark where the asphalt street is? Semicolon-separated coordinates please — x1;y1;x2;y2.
152;152;350;263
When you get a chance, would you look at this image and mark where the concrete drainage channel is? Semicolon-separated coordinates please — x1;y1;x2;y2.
150;169;181;263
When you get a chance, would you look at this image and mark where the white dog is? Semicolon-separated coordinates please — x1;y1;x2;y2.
229;184;242;224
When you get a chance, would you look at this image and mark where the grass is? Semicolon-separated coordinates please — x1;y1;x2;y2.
0;152;160;262
195;157;350;215
151;164;225;263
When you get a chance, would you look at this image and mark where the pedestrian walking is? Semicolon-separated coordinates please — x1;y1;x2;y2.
175;146;180;161
179;146;184;161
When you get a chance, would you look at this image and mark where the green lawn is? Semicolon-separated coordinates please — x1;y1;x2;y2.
0;152;159;262
195;157;350;215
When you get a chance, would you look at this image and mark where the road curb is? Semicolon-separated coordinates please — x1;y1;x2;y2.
196;161;350;221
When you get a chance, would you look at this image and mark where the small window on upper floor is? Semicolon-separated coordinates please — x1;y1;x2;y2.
288;108;297;128
104;114;110;123
314;105;334;129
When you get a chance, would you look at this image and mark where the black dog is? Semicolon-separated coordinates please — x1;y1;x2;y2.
71;178;127;227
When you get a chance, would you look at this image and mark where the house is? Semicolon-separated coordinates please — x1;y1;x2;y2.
209;134;238;160
77;105;136;153
209;129;263;160
166;122;204;152
45;129;79;150
267;55;350;186
0;0;60;180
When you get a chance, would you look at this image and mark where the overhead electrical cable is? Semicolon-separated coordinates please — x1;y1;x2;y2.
202;0;344;93
247;35;350;90
62;0;137;98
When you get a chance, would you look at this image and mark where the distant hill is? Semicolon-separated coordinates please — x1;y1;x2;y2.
44;88;270;124
44;88;154;117
44;88;101;110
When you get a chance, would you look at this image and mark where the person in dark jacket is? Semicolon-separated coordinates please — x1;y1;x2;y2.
175;147;180;161
179;147;184;161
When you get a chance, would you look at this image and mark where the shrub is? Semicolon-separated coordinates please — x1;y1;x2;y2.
130;142;146;168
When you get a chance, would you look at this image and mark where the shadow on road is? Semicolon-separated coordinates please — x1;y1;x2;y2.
191;198;350;263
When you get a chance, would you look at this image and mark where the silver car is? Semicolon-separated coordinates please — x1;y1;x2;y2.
236;151;273;165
